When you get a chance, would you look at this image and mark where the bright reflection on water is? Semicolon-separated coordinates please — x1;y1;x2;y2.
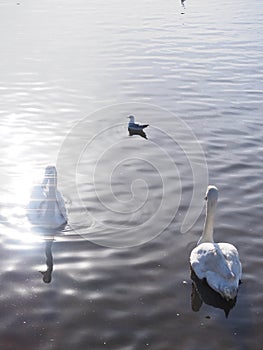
0;0;263;349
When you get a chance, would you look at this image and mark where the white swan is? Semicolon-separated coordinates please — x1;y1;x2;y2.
190;185;242;301
27;166;67;229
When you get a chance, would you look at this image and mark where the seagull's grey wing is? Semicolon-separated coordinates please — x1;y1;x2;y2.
129;122;148;129
128;122;139;128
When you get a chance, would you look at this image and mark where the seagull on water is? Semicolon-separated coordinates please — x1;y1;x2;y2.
127;115;149;130
127;115;149;139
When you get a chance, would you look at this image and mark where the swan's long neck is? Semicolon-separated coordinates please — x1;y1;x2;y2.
47;174;57;211
198;201;217;245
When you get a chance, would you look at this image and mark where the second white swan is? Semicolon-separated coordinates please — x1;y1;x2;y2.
27;166;67;229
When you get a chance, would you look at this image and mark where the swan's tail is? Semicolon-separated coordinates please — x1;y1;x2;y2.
222;285;238;301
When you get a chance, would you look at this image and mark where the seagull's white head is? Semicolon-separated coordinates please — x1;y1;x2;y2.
128;115;135;123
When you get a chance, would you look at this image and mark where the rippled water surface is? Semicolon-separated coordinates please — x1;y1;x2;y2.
0;0;262;349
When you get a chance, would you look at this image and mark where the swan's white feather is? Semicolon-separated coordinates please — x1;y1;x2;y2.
55;190;68;222
27;187;67;228
190;242;241;300
26;184;47;224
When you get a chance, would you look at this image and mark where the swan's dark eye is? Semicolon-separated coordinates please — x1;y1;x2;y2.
204;196;208;201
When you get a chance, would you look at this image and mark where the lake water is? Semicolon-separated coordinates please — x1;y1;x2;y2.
0;0;262;349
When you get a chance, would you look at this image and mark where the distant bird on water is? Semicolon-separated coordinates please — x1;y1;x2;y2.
127;115;149;140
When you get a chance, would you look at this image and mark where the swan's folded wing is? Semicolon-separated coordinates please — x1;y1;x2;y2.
55;190;68;221
219;243;242;280
26;185;47;224
190;244;235;281
190;245;219;279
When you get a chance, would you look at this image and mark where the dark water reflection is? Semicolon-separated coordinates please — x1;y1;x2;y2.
190;269;237;318
0;0;263;349
39;236;54;284
128;127;148;139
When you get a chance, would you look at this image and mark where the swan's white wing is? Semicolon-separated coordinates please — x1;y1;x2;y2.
27;185;46;208
26;185;48;224
190;242;241;300
190;243;225;279
27;186;67;228
218;243;242;281
190;243;240;280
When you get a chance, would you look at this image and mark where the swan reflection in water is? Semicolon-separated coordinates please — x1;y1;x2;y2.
190;269;237;318
39;224;69;284
39;234;54;283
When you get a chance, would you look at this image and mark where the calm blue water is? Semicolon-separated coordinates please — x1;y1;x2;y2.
0;0;262;349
